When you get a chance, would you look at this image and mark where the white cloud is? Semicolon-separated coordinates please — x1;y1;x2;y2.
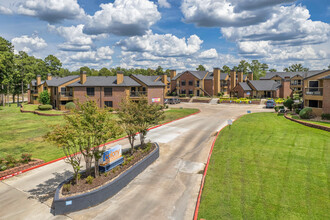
12;35;47;53
0;5;13;14
199;48;218;59
83;0;161;36
118;31;203;57
158;0;171;8
48;24;107;51
69;46;114;63
15;0;85;23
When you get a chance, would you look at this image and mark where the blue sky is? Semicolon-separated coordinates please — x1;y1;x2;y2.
0;0;329;72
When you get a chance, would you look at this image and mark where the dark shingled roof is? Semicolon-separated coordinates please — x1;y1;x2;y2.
239;82;252;91
260;70;323;80
68;76;141;87
248;80;281;91
46;75;79;87
131;74;165;86
172;71;209;80
30;79;45;86
321;75;330;79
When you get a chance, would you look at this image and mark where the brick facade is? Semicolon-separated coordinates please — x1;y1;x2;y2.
147;87;164;104
323;79;330;114
204;79;213;96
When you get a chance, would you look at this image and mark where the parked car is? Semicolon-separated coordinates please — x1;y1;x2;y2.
164;99;169;104
167;98;180;104
174;98;181;104
266;100;276;108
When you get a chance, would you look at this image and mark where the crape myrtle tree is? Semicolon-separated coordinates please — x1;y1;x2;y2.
46;100;121;177
0;36;14;106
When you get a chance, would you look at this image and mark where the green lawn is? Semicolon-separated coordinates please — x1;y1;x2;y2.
198;113;330;219
290;115;330;128
0;106;199;162
22;104;66;115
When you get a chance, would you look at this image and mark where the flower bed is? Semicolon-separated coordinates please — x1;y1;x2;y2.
0;159;44;178
219;99;260;104
192;98;211;103
179;98;190;102
53;143;160;215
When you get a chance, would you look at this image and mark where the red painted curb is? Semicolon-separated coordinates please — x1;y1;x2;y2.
193;123;228;220
0;109;201;181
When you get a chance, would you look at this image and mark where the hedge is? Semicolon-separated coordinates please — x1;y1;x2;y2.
299;107;313;119
321;113;330;120
65;102;76;110
38;104;52;111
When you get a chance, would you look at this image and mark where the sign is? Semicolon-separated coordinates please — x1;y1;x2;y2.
152;97;161;103
99;145;123;167
227;119;233;125
247;110;251;113
66;200;72;206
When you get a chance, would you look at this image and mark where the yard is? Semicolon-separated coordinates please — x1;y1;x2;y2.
289;114;330;128
198;113;330;219
0;105;198;162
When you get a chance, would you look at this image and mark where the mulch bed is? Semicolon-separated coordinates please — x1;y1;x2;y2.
61;143;156;197
0;159;44;178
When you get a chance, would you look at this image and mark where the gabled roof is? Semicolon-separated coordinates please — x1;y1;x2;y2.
239;82;252;91
30;79;45;86
260;70;323;80
46;75;80;87
321;75;330;80
68;76;141;87
248;80;281;91
172;70;209;80
131;74;165;86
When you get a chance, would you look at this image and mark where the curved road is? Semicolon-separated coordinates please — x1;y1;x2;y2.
0;103;272;220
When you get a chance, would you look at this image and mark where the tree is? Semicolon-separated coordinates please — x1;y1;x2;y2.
249;60;268;80
283;98;294;111
118;98;140;153
98;67;112;76
196;64;206;71
269;68;277;72
155;66;164;75
135;97;165;146
328;64;330;69
0;36;14;106
38;90;50;104
45;55;62;76
221;65;231;74
283;64;309;72
237;60;249;74
80;66;92;76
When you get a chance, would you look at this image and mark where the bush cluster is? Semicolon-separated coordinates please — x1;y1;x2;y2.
179;94;186;97
321;113;330;120
65;102;76;110
299;107;313;119
0;153;33;171
86;175;94;184
38;104;52;110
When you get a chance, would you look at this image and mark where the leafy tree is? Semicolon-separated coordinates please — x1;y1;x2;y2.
283;98;294;111
283;64;309;72
98;67;112;76
196;64;206;71
118;98;140;153
0;36;14;106
328;64;330;69
221;65;231;74
38;90;50;104
45;55;62;76
269;68;277;72
237;60;249;74
249;60;268;80
135;97;165;146
80;66;92;76
155;66;164;75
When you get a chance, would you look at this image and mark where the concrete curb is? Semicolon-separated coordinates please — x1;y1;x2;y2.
0;109;200;181
284;114;330;132
53;143;160;215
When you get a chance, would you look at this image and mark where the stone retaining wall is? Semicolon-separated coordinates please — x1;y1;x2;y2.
192;99;211;103
284;114;330;132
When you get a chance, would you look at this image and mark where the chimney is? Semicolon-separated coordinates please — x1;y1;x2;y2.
238;71;243;83
80;71;87;84
36;75;41;86
47;73;52;81
213;68;220;95
161;74;168;85
248;72;253;81
117;71;124;85
230;70;236;89
170;70;176;79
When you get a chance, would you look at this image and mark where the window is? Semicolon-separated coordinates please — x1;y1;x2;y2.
87;87;95;96
188;80;193;86
189;89;193;94
309;81;319;88
181;80;186;86
61;101;67;105
181;89;186;94
196;80;200;87
61;87;66;95
104;87;112;96
308;100;322;108
104;101;113;107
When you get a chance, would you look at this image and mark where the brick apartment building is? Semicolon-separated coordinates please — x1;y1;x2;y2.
28;71;166;110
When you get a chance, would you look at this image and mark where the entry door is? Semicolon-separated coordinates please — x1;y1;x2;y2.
197;90;200;96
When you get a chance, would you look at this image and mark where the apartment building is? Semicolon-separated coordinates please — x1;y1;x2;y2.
28;71;166;110
27;75;45;104
232;80;281;98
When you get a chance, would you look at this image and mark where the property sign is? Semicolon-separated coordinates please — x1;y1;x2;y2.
99;145;123;167
152;97;161;103
228;119;233;125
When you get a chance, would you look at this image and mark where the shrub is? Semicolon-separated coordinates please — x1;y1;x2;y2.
63;183;71;192
38;104;52;111
86;175;94;184
299;107;313;119
189;94;194;98
65;102;76;110
21;153;32;164
179;94;186;97
274;106;279;112
0;157;4;165
321;114;330;120
38;91;50;105
104;172;108;177
5;155;17;165
283;98;294;111
295;108;301;114
0;165;7;171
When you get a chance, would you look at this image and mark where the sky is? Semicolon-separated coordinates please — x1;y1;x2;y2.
0;0;329;72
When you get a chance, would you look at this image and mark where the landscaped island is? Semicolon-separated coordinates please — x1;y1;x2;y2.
198;113;330;219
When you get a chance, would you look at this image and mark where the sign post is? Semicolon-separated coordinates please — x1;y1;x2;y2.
99;145;124;173
227;119;233;129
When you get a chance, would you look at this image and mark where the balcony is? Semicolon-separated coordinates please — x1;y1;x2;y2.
291;82;302;86
305;87;323;96
60;91;73;97
130;91;147;97
31;90;38;95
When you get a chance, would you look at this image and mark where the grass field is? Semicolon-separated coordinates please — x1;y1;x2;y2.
198;113;330;219
22;104;66;115
0;105;199;162
290;114;330;127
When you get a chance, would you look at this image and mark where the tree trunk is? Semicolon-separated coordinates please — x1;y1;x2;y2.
1;85;4;106
21;80;24;104
17;93;20;107
84;155;93;177
128;135;135;153
140;133;145;147
12;94;15;104
7;85;9;106
94;159;99;177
